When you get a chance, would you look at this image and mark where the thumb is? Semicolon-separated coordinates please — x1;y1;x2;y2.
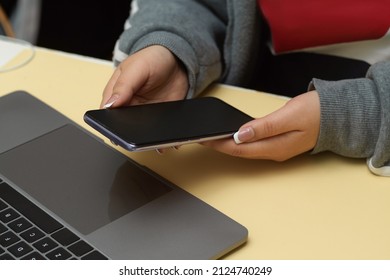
233;126;255;144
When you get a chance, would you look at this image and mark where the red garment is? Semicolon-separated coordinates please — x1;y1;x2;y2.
258;0;390;53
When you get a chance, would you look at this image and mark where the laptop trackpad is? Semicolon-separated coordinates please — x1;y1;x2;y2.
0;124;171;235
0;91;69;154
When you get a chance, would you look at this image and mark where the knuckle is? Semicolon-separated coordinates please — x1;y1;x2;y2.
229;146;246;158
261;119;276;137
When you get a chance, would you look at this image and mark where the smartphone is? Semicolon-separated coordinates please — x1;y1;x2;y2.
84;97;254;151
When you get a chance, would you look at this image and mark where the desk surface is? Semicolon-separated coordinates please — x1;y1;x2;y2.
1;47;390;260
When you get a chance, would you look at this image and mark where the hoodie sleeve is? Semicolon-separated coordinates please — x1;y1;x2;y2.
310;61;390;176
112;0;228;99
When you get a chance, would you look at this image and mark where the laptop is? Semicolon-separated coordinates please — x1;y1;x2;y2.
0;90;247;260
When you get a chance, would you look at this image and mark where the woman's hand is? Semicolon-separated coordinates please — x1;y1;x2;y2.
101;45;189;108
203;91;321;161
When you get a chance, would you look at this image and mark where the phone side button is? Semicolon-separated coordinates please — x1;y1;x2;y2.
110;140;118;146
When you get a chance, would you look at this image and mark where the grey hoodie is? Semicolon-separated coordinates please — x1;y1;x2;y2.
114;0;390;176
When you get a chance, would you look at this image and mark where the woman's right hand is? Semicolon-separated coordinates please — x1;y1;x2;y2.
101;45;189;108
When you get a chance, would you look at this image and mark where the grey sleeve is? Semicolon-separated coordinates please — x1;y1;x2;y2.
113;0;228;98
310;61;390;175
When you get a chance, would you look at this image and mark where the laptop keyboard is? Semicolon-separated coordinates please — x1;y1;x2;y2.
0;178;108;260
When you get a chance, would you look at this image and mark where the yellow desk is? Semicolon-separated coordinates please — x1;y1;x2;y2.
1;47;390;260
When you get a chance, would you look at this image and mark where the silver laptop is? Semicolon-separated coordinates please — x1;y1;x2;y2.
0;91;247;260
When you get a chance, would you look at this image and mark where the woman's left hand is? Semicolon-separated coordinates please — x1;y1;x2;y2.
202;91;321;161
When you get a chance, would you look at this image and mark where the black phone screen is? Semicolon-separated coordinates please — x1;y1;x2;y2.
84;97;253;151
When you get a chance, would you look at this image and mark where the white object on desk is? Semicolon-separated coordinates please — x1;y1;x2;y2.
0;35;35;71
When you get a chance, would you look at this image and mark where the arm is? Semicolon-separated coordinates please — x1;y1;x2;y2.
311;61;390;175
205;61;390;176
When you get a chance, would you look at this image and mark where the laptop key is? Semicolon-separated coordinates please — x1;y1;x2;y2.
0;231;20;247
0;182;62;234
22;251;47;260
51;228;79;246
0;208;20;223
8;217;33;233
0;253;15;260
20;227;45;243
33;237;58;253
0;199;7;211
68;240;93;257
0;222;7;234
46;247;72;260
81;250;108;260
8;241;33;258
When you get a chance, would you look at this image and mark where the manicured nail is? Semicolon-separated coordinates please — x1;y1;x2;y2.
103;101;115;109
233;127;254;144
233;131;243;144
103;95;119;109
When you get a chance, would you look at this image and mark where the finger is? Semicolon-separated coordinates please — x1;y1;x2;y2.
100;68;121;108
235;93;316;143
109;63;149;107
248;101;299;140
102;57;151;108
204;130;311;161
155;146;180;154
232;114;294;145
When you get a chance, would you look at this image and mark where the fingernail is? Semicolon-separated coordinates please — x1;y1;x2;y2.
233;127;254;144
103;95;119;109
233;132;243;144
